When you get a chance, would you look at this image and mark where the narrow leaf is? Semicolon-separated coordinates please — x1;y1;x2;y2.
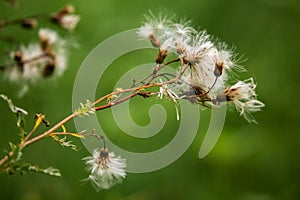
61;125;66;133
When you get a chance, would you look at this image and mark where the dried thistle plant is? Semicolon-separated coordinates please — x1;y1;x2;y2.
0;4;80;96
0;11;264;191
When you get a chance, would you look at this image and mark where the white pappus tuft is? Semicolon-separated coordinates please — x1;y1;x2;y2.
83;148;127;191
224;78;265;123
60;14;80;31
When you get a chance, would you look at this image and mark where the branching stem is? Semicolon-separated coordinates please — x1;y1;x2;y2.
0;57;210;170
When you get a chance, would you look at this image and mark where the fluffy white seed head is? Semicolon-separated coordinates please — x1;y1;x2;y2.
60;14;80;31
6;28;69;97
226;78;256;101
39;28;58;46
137;23;154;39
213;49;234;70
137;12;263;122
83;148;126;190
224;79;264;123
9;44;43;83
173;21;196;37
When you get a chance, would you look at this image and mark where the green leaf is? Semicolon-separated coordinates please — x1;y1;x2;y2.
8;163;61;177
0;94;28;139
74;100;94;116
0;94;28;115
50;135;78;151
26;165;62;177
8;142;22;162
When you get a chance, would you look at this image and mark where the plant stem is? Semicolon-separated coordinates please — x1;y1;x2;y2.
0;53;51;71
0;58;184;170
22;113;76;147
0;113;76;167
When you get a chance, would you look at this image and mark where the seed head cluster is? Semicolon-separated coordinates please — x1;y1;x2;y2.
0;4;80;97
137;13;264;123
4;28;68;96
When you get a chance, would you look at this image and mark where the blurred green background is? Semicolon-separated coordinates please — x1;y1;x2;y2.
0;0;299;199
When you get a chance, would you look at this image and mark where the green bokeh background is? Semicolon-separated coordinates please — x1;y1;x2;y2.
0;0;299;199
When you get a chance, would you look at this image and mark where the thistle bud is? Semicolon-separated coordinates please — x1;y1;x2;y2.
51;5;80;31
148;33;160;48
59;5;75;15
20;18;38;29
176;42;186;55
43;58;56;77
214;62;224;77
14;50;24;72
155;49;168;64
